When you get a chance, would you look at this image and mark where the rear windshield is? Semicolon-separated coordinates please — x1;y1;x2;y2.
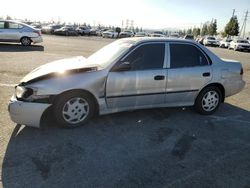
207;37;216;40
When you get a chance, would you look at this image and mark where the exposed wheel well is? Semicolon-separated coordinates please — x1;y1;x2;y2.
52;89;99;115
198;83;225;103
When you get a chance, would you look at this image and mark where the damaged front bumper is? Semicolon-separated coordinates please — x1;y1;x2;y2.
8;95;51;128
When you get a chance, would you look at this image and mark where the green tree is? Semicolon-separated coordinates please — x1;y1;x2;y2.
201;24;208;36
220;31;227;38
224;16;239;36
135;26;139;32
6;15;12;20
212;19;217;35
140;27;143;32
187;28;192;35
208;20;217;35
192;28;201;37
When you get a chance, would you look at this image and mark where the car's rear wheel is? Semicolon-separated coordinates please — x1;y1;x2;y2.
54;91;95;128
194;86;222;115
20;37;31;46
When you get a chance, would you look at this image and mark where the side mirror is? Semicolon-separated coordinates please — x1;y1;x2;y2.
112;61;131;72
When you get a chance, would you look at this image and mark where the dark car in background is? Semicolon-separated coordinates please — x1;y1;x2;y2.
54;27;78;36
184;34;194;40
41;24;62;34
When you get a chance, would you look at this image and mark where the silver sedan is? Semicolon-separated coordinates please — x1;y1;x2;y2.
8;38;245;128
0;20;43;46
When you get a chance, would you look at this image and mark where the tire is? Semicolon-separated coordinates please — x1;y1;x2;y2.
53;91;95;128
194;86;222;115
20;37;31;46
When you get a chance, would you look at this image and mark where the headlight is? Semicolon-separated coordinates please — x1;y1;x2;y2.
15;86;27;98
15;86;33;99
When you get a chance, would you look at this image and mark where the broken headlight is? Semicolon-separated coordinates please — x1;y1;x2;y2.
15;86;33;99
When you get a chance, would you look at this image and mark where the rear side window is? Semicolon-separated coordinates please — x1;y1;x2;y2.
124;43;165;70
170;43;209;68
8;22;19;29
0;22;4;29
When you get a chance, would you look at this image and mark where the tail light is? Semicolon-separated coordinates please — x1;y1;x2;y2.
240;68;244;75
33;30;41;36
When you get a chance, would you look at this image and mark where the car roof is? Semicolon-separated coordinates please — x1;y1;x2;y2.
0;20;33;28
121;37;198;45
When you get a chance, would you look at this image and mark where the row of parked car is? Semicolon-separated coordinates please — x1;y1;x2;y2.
1;20;250;51
41;24;167;38
41;24;131;38
194;36;250;52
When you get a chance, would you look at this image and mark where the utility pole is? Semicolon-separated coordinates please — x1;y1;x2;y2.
240;10;248;38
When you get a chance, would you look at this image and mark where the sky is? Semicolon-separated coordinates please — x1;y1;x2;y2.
1;0;249;32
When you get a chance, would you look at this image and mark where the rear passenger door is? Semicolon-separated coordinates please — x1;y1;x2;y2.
4;22;23;41
166;43;212;105
0;21;6;41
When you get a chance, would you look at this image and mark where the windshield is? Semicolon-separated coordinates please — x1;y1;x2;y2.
86;40;135;68
237;40;248;43
207;37;216;40
154;31;163;34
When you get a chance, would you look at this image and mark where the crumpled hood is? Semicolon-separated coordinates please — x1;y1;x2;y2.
21;56;98;83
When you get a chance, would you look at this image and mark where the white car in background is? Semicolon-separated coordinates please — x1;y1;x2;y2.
149;31;166;37
219;38;232;48
228;39;250;52
134;32;148;37
203;36;219;47
0;20;43;46
102;30;118;38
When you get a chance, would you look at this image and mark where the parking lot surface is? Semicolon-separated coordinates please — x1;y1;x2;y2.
0;35;250;188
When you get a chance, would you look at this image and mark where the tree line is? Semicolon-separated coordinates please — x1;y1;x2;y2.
181;16;239;38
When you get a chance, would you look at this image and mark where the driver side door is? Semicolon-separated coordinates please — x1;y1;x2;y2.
105;42;167;110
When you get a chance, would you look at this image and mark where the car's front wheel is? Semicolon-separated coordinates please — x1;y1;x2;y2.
54;91;95;128
20;37;31;46
194;86;222;115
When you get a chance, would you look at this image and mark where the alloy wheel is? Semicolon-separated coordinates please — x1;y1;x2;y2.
201;91;219;112
62;97;89;124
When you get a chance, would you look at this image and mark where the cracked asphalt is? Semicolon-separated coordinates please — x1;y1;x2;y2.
0;35;250;188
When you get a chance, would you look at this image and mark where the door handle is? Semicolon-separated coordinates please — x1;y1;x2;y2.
154;75;165;80
202;72;210;77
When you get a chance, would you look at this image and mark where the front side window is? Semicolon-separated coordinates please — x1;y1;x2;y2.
170;43;209;68
123;43;165;70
